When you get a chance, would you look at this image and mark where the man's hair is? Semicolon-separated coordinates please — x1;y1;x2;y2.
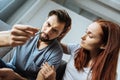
48;9;71;33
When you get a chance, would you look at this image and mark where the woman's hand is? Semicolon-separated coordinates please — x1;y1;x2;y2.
36;62;56;80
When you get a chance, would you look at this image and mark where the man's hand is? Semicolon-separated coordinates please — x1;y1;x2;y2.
9;24;39;46
36;62;56;80
0;24;39;47
0;68;27;80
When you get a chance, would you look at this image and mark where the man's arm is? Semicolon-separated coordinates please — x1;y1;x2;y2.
0;24;39;47
0;31;11;47
0;68;27;80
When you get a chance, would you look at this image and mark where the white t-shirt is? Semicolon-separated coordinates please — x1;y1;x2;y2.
63;43;91;80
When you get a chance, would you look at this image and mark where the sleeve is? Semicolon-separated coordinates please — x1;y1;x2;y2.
9;47;17;66
66;43;80;55
5;47;17;70
0;47;13;58
116;53;120;80
47;48;63;69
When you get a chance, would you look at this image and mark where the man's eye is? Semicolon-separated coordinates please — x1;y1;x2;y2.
46;22;50;27
52;29;58;33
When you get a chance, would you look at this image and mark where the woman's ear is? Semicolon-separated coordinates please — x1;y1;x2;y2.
100;44;106;49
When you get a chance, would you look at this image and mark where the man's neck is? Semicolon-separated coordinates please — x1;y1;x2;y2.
37;40;50;50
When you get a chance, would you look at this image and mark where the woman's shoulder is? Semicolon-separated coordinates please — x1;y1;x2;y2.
66;43;80;55
67;43;80;50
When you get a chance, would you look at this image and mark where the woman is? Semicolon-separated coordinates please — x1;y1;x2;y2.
37;19;120;80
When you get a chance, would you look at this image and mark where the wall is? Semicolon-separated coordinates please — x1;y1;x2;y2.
74;0;120;25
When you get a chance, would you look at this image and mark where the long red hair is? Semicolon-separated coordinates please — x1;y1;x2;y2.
74;19;120;80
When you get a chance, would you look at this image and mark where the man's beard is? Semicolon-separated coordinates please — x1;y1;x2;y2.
40;32;56;42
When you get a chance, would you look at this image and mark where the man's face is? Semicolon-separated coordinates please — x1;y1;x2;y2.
40;15;65;42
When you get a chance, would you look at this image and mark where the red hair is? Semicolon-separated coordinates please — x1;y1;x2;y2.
74;19;120;80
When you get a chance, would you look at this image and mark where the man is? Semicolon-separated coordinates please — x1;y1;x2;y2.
0;9;71;80
0;21;39;80
0;22;38;80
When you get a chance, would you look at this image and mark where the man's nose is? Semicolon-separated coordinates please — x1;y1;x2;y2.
45;27;52;34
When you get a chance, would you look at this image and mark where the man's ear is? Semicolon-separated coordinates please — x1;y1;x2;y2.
57;26;71;42
57;33;65;42
64;26;71;33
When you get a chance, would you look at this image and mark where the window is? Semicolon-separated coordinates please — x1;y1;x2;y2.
98;0;120;11
0;0;27;22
